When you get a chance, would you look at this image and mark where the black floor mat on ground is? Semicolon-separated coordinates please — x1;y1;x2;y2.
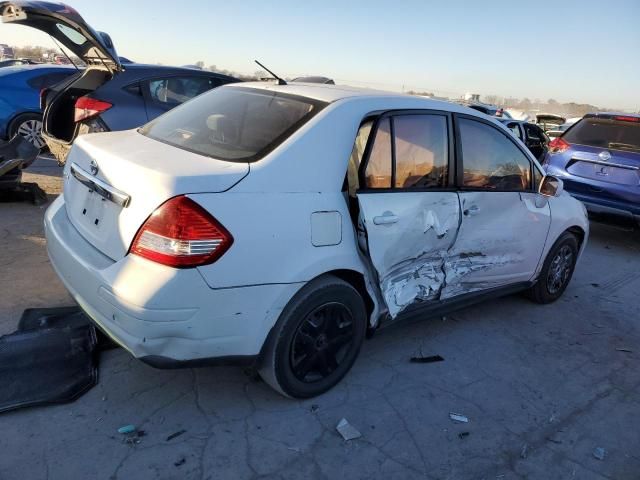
0;321;98;414
19;307;117;351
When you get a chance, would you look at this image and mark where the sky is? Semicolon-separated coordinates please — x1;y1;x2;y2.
1;0;639;110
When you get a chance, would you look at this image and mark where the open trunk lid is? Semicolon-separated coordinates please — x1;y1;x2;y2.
0;1;122;73
62;130;249;260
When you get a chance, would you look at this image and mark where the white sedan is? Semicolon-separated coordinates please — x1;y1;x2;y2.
44;82;589;398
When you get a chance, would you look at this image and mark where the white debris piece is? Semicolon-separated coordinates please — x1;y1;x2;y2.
336;418;362;441
593;447;606;460
449;412;469;423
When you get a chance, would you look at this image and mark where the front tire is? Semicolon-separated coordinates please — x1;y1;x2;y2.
259;275;367;398
528;232;579;304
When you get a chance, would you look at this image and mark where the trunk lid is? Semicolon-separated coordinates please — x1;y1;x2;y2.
62;130;249;260
0;1;122;73
565;144;640;186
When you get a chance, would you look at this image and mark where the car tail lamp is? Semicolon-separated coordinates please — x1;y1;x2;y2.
130;196;233;268
74;96;113;123
548;137;570;153
613;115;640;123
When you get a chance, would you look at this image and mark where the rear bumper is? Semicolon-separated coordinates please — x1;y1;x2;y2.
44;195;302;364
545;165;640;225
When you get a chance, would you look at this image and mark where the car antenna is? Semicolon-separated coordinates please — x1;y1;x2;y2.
49;36;79;71
254;60;287;85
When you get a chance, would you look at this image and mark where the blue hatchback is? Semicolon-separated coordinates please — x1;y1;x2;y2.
0;64;75;148
543;113;640;227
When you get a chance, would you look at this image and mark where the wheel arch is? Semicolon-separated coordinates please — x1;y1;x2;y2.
8;110;43;137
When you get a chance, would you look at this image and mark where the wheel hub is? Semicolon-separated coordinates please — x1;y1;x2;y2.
290;302;355;383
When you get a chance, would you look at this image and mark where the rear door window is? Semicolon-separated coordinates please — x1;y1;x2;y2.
363;114;450;189
459;117;532;191
148;76;222;106
140;87;325;162
563;116;640;153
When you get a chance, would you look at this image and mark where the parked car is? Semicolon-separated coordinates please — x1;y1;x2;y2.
546;117;581;140
1;1;240;163
461;101;512;118
44;81;588;398
292;76;335;84
0;58;40;67
536;113;566;133
0;42;14;59
543;112;640;227
497;118;549;160
0;64;76;148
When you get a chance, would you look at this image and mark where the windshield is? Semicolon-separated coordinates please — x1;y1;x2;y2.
563;116;640;153
140;87;326;162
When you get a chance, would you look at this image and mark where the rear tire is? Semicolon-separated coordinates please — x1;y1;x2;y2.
527;232;579;304
259;275;367;398
10;113;46;150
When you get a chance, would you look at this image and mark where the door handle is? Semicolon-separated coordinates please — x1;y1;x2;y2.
463;205;480;216
373;213;399;225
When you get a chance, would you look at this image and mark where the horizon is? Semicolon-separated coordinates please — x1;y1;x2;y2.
0;0;638;111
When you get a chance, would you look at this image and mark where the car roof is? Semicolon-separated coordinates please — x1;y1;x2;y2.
121;63;238;81
225;81;479;114
586;112;640;119
0;63;76;77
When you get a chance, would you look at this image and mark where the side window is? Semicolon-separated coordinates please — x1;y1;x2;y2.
524;123;542;141
507;122;522;140
394;115;448;188
364;118;392;188
27;72;72;90
347;120;373;196
459;118;532;191
148;76;219;106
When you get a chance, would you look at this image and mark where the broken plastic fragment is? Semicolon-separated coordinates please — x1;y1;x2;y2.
336;418;361;441
410;355;444;364
449;413;469;423
118;424;136;434
593;447;605;460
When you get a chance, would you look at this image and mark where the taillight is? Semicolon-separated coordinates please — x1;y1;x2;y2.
74;96;112;123
130;196;233;268
548;137;570;154
613;115;640;123
39;88;48;110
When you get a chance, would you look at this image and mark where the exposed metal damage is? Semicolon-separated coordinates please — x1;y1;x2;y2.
360;193;527;319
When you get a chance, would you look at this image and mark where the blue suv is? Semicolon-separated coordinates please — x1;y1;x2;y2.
543;113;640;227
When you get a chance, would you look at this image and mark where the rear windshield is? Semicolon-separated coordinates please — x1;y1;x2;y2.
140;87;326;162
564;117;640;153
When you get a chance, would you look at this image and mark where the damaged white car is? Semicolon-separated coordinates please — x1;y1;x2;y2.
44;83;588;398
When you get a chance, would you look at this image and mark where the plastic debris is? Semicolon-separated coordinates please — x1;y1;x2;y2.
310;404;319;413
520;444;528;459
336;418;362;441
590;283;600;288
458;431;470;439
118;425;136;434
166;429;187;441
410;355;444;364
615;348;633;353
593;447;606;460
449;413;469;423
174;457;186;467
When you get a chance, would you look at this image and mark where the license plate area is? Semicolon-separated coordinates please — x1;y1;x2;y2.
567;160;639;186
80;187;106;229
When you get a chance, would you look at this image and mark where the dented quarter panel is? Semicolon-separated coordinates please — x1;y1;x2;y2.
357;192;461;317
440;191;551;299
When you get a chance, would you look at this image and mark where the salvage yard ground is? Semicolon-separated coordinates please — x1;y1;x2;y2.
1;157;639;480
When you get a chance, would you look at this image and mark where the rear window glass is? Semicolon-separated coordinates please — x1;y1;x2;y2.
140;87;325;162
564;117;640;153
56;24;87;45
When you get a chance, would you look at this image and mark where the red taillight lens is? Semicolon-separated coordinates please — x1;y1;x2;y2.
74;96;112;123
130;196;233;268
613;115;640;123
548;137;570;153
